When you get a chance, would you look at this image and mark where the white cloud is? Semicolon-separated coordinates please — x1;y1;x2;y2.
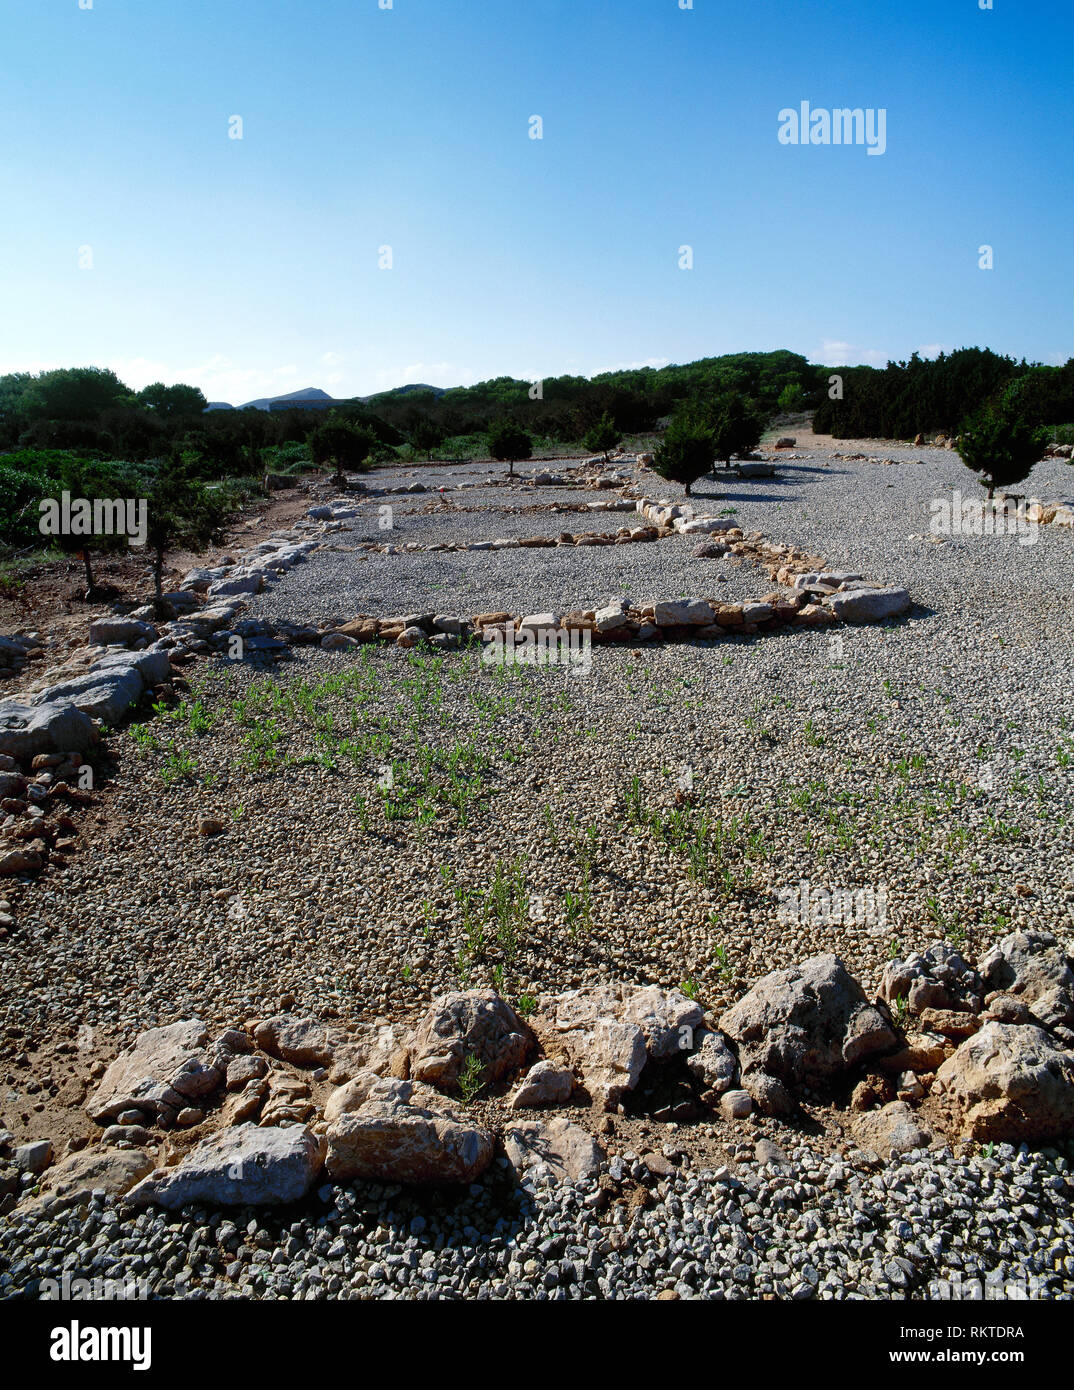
369;361;477;391
819;339;888;367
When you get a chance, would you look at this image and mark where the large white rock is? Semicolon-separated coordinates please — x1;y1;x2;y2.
721;953;898;1086
88;619;157;646
324;1098;492;1183
30;1148;154;1209
979;931;1074;1030
687;1028;738;1095
675;517;737;535
826;586;911;623
935;1022;1074;1141
407;990;531;1090
509;1059;575;1109
207;572;264;598
504;1117;604;1181
28;649;172;728
594;604;629;632
623;985;704;1060
0;701;98;757
585;1017;648;1110
87;1020;221;1124
126;1125;324;1207
652;598;714;627
852;1100;933;1155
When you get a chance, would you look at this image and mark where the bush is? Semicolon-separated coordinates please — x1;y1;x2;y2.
145;454;227;607
309;418;376;484
487;420;532;475
0;461;60;545
708;393;765;464
582;412;621;458
651;411;715;496
957;399;1048;496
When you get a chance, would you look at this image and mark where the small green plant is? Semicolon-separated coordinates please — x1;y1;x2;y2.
679;977;700;1001
803;718;825;748
160;741;197;785
457;1052;486;1104
711;940;734;984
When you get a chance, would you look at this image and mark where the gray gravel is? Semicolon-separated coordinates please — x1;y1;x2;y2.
3;1138;1071;1300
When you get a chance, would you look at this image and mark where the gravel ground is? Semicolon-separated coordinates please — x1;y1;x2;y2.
1;438;1072;1301
3;1138;1071;1300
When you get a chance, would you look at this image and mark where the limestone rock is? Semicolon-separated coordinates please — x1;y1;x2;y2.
742;1070;796;1117
30;1148;154;1209
14;1139;52;1174
504;1117;604;1181
322;1071;416;1123
509;1059;575;1109
87;1020;221;1124
826;586;910;624
89;619;157;646
252;1015;337;1069
652;598;713;627
407;990;531;1091
720;1089;753;1119
622;985;704;1060
721;953;898;1087
324;1098;492;1184
0;700;99;758
852;1100;933;1155
0;846;45;876
126;1124;324;1207
584;1017;648;1110
880;942;982;1015
979;931;1074;1030
686;1028;738;1097
934;1022;1074;1142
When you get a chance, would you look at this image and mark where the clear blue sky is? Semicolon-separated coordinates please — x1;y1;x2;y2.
1;0;1070;403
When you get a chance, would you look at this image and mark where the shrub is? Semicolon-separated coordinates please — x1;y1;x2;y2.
145;454;227;608
708;393;765;464
487;420;532;476
651;411;715;496
582;412;621;458
0;460;60;546
309;418;376;486
957;399;1048;497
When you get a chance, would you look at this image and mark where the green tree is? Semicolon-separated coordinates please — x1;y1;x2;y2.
22;367;131;422
583;412;621;460
957;399;1047;498
408;418;444;456
487;419;532;477
0;373;33;447
651;411;715;496
144;454;226;612
309;418;376;487
54;456;142;598
137;382;208;419
708;393;764;465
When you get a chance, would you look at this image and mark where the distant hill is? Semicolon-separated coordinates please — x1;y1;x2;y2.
205;383;449;412
370;383;446;399
241;386;334;412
